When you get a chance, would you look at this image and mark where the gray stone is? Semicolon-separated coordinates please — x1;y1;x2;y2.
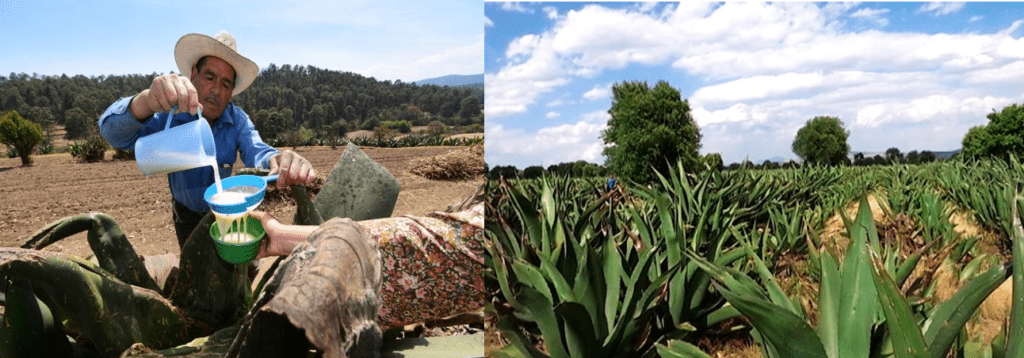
314;143;400;221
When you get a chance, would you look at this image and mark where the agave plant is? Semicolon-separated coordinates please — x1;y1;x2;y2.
688;194;1017;358
487;165;765;357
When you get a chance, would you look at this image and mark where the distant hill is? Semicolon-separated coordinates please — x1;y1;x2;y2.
932;149;961;160
414;74;484;87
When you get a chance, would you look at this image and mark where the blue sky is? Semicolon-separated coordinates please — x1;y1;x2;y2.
485;2;1024;168
0;0;483;82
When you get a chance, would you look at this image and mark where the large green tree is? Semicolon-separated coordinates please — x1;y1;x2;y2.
64;107;92;140
791;116;850;166
602;80;701;184
0;110;43;166
961;103;1024;160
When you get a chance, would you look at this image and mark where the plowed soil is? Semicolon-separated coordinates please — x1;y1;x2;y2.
0;145;484;258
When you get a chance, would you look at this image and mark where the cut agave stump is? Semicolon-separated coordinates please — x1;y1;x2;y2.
226;218;383;358
313;143;400;222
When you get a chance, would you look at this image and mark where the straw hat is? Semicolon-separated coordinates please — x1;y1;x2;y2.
174;31;259;96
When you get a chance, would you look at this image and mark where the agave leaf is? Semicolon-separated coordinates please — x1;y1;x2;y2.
921;261;1009;358
991;324;1007;358
539;258;576;304
715;283;828;358
818;250;841;358
704;304;741;328
684;249;766;301
602;248;660;350
606;260;679;355
656;340;713;358
496;314;551;358
0;249;204;356
512;261;554;302
838;195;879;358
684;247;746;316
491;253;529;319
509;185;544;251
0;278;74;358
868;247;928;357
735;227;801;316
603;239;624;336
1003;193;1024;357
520;286;570;358
572;245;607;339
541;179;556;226
668;272;687;326
556;302;600;358
895;239;939;287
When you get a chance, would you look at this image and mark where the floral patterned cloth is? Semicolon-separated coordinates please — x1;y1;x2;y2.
357;202;485;330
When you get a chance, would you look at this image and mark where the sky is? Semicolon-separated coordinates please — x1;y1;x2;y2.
0;0;483;82
484;2;1024;168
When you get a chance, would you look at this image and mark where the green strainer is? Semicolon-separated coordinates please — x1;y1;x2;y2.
209;216;265;264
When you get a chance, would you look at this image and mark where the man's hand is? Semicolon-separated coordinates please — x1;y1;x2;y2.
267;150;316;190
129;74;201;121
250;211;282;259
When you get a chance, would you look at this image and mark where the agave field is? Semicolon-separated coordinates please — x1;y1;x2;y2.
485;157;1024;358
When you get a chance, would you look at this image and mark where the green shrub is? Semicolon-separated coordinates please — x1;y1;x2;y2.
380;120;412;134
427;120;447;137
280;127;314;149
68;137;108;163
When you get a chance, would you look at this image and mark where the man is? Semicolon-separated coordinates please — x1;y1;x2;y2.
99;31;316;248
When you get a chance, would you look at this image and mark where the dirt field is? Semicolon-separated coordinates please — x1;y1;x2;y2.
0;145;484;258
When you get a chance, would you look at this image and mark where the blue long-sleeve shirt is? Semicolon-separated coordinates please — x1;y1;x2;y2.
98;96;278;213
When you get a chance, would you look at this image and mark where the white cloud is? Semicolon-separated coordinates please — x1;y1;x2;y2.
364;38;483;81
485;16;493;27
486;2;1024;164
917;2;965;16
692;103;770;126
855;94;1011;128
970;15;984;22
691;71;954;109
582;84;611;101
850;7;889;27
488;3;1024;118
543;6;559;20
486;111;610;167
546;111;561;119
965;60;1024;84
500;2;533;14
637;2;659;14
1001;20;1024;37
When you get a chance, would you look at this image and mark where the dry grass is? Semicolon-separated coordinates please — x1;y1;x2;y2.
697;331;762;358
774;251;820;327
819;194;889;256
410;144;484;180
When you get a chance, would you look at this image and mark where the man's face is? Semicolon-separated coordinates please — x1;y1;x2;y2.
190;56;235;121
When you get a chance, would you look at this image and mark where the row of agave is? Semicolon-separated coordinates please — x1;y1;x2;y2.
348;133;483;148
485;158;1024;357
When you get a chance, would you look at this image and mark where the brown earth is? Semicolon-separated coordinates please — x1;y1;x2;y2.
346;128;484;140
0;145;484;258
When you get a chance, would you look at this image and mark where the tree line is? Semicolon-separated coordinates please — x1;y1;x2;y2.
485;80;1022;184
486;160;609;180
0;64;484;144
